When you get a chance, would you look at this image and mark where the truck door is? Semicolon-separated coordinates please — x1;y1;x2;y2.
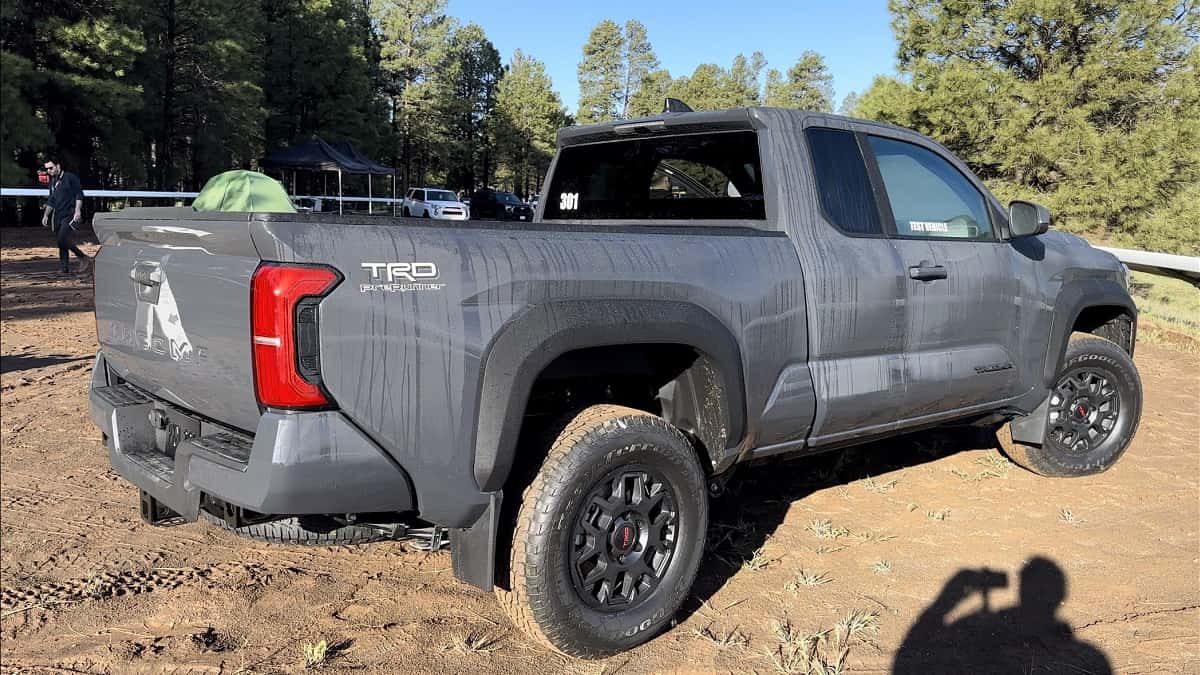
791;126;920;446
862;134;1021;415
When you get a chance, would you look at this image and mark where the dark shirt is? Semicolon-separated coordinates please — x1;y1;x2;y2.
47;172;84;217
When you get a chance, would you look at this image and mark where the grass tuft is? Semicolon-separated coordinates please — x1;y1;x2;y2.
743;547;782;571
1059;508;1082;526
692;623;751;648
442;628;505;654
302;640;329;669
871;560;893;575
786;570;832;592
765;610;879;674
805;519;850;540
862;475;899;494
951;451;1012;481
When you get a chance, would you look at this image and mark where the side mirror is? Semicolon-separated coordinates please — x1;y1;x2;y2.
1009;200;1050;237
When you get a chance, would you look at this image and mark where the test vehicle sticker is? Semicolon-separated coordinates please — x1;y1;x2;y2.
909;220;950;233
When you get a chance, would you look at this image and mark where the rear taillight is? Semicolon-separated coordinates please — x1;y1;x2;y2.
250;263;341;409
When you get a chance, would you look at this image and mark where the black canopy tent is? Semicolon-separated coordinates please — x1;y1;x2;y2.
260;136;395;214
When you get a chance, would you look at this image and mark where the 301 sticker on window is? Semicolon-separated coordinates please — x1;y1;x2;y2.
559;192;579;211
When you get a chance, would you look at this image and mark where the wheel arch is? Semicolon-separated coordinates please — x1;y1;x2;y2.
472;300;747;494
1043;279;1137;387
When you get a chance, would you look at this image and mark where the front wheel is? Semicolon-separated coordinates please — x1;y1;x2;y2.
1003;336;1142;476
496;405;708;658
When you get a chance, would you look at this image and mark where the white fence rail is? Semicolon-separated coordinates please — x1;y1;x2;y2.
1096;246;1200;282
0;187;400;204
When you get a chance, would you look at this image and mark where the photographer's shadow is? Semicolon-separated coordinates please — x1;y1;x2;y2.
894;557;1111;674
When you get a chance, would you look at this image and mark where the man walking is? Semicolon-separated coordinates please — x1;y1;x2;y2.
41;158;91;275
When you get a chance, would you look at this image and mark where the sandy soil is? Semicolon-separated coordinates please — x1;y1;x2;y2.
2;227;1197;674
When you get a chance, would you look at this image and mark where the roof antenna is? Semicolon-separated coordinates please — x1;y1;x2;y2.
663;97;693;113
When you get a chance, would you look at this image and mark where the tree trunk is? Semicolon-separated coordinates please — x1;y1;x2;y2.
157;0;177;191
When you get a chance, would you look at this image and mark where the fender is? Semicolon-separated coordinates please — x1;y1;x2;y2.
472;299;747;493
1011;278;1135;448
1042;278;1136;387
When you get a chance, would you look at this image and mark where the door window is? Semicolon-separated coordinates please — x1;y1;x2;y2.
867;136;993;240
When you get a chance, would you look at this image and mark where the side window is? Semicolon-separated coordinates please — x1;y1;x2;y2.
866;136;993;240
414;190;425;201
804;128;883;236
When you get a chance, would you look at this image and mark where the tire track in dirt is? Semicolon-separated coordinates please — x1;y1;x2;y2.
0;562;270;613
1;502;450;590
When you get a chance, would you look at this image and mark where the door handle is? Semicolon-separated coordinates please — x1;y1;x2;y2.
908;262;947;281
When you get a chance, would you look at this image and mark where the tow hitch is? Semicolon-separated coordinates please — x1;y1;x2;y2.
140;490;185;527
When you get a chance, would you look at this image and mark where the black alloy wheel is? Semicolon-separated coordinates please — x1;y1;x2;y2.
570;466;679;611
1047;368;1121;454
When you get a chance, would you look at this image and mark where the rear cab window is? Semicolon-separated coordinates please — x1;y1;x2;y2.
542;131;766;221
804;128;884;236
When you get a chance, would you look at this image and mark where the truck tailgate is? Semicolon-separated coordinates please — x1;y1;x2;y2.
93;209;261;432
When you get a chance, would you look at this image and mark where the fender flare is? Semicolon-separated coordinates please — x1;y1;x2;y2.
471;299;747;493
1042;278;1136;387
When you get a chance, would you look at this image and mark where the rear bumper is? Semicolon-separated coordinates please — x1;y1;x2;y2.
89;354;415;522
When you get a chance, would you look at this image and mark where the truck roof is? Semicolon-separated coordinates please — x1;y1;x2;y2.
555;106;918;148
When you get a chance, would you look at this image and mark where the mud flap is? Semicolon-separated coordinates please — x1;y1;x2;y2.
1010;395;1049;446
450;492;502;591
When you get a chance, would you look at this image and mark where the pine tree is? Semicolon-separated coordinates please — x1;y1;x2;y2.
437;23;502;190
621;20;659;117
764;51;834;112
375;0;452;188
726;52;767;106
1;0;145;188
626;69;673;118
838;91;860;116
577;20;624;123
138;0;267;190
861;0;1199;254
493;50;568;197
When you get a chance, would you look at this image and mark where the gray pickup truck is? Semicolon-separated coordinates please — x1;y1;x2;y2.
89;108;1141;657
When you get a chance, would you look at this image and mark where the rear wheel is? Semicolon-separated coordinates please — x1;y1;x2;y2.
1003;336;1141;476
402;206;410;217
496;405;707;658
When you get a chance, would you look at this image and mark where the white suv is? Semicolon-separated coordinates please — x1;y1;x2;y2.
402;188;469;220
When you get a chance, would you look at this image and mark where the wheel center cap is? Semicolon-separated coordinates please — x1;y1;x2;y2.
1074;401;1090;418
611;519;638;555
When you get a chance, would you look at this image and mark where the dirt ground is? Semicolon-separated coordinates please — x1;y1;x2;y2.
1;226;1197;674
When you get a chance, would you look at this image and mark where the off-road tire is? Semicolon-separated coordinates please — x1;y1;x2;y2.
495;405;708;658
402;207;411;217
201;512;387;546
1003;335;1141;477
